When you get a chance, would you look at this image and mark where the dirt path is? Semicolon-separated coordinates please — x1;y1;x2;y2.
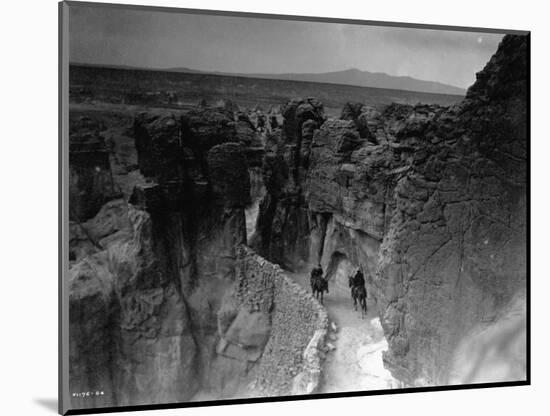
286;272;398;393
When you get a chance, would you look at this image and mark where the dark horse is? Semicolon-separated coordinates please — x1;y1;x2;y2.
311;265;329;304
348;273;367;318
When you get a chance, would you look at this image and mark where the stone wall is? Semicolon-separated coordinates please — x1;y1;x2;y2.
234;245;329;396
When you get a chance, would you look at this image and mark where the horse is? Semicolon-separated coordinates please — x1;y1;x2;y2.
349;275;367;318
348;275;357;305
311;274;329;304
352;285;367;318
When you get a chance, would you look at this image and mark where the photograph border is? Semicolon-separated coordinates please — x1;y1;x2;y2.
58;1;531;414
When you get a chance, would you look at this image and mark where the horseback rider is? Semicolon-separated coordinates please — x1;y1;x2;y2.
349;267;367;315
349;268;366;299
353;268;365;289
315;264;327;283
310;263;322;280
310;263;329;297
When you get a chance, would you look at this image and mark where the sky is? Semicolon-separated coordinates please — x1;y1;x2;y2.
69;4;505;89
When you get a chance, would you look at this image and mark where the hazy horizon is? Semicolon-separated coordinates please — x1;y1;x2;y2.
69;4;505;90
64;61;471;90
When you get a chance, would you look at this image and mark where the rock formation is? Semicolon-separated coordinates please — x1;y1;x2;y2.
254;34;528;386
252;98;326;269
340;101;379;143
70;105;251;407
68;33;527;407
69;116;119;221
374;35;527;385
69;104;325;408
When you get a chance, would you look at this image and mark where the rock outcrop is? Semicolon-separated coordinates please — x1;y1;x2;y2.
252;98;326;269
70;106;252;408
374;35;527;385
340;102;379;143
69;104;329;408
254;34;528;386
69;33;527;406
69;199;198;408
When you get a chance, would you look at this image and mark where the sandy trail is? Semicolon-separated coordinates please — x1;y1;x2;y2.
286;272;397;393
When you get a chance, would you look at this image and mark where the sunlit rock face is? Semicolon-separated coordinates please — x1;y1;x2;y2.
246;167;266;242
375;35;527;385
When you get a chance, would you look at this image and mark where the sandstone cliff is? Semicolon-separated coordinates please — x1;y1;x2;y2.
251;98;326;269
374;35;527;385
69;104;324;408
70;106;253;407
68;33;527;406
254;34;528;386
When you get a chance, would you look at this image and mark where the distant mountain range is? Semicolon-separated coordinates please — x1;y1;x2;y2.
166;67;466;96
71;62;466;96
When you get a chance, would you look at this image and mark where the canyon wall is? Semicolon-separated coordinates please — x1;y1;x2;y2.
251;98;326;269
69;104;327;409
254;34;528;386
68;33;527;407
69;199;199;408
70;106;252;408
373;35;527;385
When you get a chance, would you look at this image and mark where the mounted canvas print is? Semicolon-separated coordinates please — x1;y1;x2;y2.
59;1;530;414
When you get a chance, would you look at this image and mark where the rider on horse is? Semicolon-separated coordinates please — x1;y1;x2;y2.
310;263;329;303
311;264;328;289
352;268;365;288
349;268;367;315
311;264;323;280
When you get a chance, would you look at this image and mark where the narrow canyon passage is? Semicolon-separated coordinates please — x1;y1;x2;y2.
286;272;398;393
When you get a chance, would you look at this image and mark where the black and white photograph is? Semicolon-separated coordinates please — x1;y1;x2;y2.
59;1;529;414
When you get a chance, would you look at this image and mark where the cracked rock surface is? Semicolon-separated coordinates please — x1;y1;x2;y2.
254;35;528;386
